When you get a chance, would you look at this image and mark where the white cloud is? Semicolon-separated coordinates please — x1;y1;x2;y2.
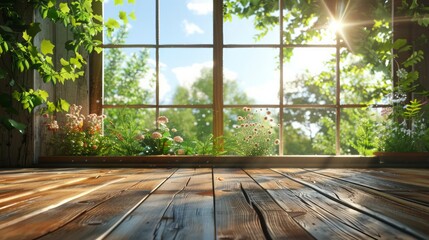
183;20;204;36
187;0;212;15
138;60;170;101
172;62;213;88
244;71;280;104
224;68;238;82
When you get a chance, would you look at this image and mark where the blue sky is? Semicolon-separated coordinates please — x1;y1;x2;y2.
103;0;334;105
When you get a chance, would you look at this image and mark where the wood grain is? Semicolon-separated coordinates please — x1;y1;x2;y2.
38;168;175;240
106;168;215;240
0;167;428;239
274;168;429;239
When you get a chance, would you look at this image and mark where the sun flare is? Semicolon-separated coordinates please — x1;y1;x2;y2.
329;19;343;33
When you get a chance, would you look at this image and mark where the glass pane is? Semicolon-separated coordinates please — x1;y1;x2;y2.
282;3;335;45
340;108;388;155
160;0;213;44
160;108;213;143
283;108;336;155
159;48;213;105
103;48;156;105
224;48;280;105
224;1;279;44
340;50;393;105
284;48;336;105
103;0;155;44
103;108;156;156
224;107;280;156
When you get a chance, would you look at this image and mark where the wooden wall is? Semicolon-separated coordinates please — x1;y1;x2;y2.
0;1;90;167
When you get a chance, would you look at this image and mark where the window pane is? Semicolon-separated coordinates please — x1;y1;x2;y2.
282;2;335;45
283;108;336;155
160;108;213;142
160;0;213;44
103;108;156;156
284;48;336;105
224;48;280;105
159;48;213;105
224;1;279;44
340;108;385;155
224;107;280;156
103;48;156;105
103;0;155;44
340;50;392;105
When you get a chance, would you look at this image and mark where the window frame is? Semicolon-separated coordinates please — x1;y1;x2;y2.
92;0;393;156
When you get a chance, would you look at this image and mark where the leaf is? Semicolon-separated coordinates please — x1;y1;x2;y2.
392;39;407;50
60;58;69;66
403;50;424;67
0;117;27;134
119;11;128;23
59;3;70;14
41;39;55;55
58;99;70;112
27;22;41;38
114;0;124;5
47;101;56;113
22;31;31;42
12;91;21;101
128;0;136;3
129;11;136;21
105;18;120;30
37;90;49;101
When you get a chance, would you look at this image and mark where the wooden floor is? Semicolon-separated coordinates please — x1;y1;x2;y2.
0;168;428;239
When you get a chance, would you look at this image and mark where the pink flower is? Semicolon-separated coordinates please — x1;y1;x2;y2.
135;134;145;141
173;136;184;143
157;116;169;124
47;120;59;131
151;131;162;139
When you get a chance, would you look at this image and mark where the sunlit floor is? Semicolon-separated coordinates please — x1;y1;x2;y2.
0;167;428;239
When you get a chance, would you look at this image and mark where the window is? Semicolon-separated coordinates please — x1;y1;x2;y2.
100;0;393;155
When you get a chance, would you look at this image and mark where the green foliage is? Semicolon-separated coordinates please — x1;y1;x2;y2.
224;107;279;156
403;99;423;119
0;0;121;134
137;116;186;155
377;119;429;152
182;134;225;156
104;111;145;156
348;118;378;156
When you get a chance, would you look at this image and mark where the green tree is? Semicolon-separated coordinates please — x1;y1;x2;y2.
164;67;253;142
102;26;155;155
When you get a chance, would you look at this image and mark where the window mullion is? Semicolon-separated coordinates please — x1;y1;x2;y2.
213;0;224;139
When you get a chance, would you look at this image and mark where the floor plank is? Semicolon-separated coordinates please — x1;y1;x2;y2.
274;168;429;239
309;168;429;206
37;168;175;240
106;168;215;240
247;169;409;240
0;167;428;240
213;168;267;240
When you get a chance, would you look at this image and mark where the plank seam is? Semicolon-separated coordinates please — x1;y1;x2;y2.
271;168;426;240
95;168;178;240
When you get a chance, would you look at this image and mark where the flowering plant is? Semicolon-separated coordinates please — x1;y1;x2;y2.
374;96;429;153
44;105;114;156
225;107;280;156
137;116;186;155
